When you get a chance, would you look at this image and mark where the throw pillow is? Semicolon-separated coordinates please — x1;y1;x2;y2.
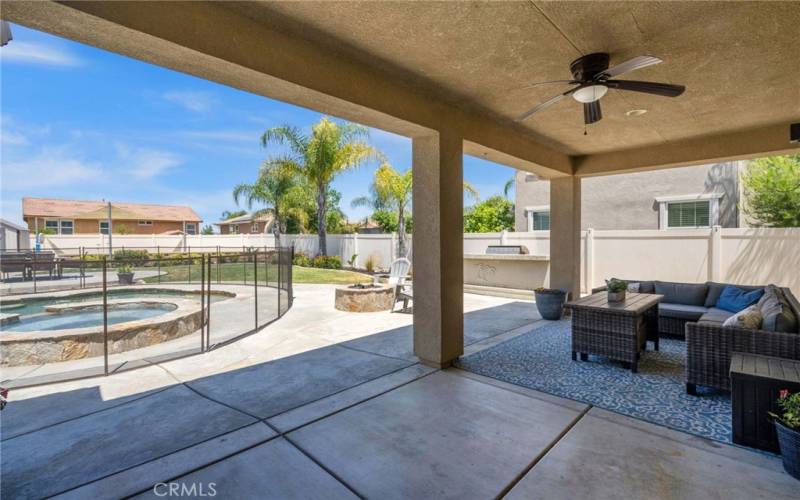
716;285;765;313
722;305;763;329
758;285;783;331
627;282;641;293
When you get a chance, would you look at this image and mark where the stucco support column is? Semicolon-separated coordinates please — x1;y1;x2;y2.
412;132;463;368
550;176;582;299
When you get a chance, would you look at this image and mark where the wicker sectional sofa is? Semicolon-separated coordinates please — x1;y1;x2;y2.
592;280;800;395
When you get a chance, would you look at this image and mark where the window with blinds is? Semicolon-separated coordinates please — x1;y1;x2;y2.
532;211;550;231
667;201;710;228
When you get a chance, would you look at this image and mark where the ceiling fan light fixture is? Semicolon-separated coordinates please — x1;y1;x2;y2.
625;109;648;117
572;85;608;103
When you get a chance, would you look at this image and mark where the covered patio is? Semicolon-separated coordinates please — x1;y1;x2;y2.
2;1;799;497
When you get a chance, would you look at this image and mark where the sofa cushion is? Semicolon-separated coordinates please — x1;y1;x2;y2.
759;285;799;333
723;305;763;329
655;281;708;306
705;281;765;308
698;307;735;326
716;285;765;313
658;303;708;321
627;282;641;292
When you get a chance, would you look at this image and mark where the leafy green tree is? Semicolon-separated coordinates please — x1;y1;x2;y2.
464;196;515;233
371;210;413;234
233;161;307;245
221;210;247;220
261;117;380;255
353;163;477;257
201;225;214;235
503;176;515;199
741;155;800;227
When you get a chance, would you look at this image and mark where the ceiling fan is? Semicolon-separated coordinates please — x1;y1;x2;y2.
517;53;685;126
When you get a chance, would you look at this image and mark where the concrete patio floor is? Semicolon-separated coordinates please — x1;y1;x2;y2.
1;284;797;498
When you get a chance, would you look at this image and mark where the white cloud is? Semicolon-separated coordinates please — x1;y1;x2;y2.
178;130;258;143
1;147;104;190
1;130;28;145
116;145;183;179
0;40;83;67
163;91;217;112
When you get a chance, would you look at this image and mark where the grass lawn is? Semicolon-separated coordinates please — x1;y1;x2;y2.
141;262;371;285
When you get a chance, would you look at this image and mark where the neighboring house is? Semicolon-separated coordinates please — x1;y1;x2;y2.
354;218;383;234
22;197;202;235
0;219;30;251
214;212;275;234
514;161;744;231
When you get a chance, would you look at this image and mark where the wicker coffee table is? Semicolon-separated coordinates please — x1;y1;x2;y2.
565;292;663;372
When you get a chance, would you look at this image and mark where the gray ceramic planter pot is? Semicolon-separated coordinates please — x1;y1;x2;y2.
535;289;566;320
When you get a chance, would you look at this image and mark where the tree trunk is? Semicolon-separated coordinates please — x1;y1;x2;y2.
316;186;327;256
273;209;281;248
396;204;407;258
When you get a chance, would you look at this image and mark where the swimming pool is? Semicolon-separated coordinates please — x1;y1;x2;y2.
3;304;177;332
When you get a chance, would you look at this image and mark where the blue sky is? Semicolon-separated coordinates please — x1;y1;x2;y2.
1;24;515;228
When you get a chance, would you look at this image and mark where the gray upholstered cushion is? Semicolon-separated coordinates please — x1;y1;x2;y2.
698;307;735;325
705;281;765;308
658;303;708;321
655;281;708;306
723;305;763;329
627;282;641;292
758;286;799;333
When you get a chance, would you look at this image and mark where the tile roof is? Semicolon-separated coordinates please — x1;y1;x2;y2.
213;212;274;225
22;197;202;222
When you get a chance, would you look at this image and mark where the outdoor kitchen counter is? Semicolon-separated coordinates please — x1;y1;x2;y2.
463;254;550;291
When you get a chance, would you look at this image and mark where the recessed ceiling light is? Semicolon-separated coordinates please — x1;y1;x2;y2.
626;109;648;117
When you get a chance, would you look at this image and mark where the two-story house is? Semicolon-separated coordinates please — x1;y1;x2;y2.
515;161;744;231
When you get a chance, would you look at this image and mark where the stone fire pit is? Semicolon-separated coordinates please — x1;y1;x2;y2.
335;283;394;312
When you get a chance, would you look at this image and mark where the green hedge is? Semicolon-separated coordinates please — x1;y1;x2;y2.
293;252;342;269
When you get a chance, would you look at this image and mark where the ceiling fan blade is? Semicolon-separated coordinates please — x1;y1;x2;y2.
584;101;602;125
517;87;579;121
519;79;578;90
601;55;662;78
605;80;686;97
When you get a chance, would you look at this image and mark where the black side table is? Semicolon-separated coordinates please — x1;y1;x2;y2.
730;352;800;452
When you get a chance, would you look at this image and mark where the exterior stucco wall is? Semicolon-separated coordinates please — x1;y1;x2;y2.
514;162;742;231
24;217;196;235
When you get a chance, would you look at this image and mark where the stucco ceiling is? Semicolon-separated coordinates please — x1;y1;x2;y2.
224;1;800;156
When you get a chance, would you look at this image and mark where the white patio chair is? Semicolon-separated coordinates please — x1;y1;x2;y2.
387;257;412;312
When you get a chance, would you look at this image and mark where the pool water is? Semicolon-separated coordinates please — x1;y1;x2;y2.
3;305;176;332
0;289;224;317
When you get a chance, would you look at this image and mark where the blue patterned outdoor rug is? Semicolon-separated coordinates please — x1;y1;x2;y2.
458;320;733;444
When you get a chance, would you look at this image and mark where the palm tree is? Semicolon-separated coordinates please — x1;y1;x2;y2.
503;176;515;199
353;163;479;258
232;161;305;246
261;117;380;255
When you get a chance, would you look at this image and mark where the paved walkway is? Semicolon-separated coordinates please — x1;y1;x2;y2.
1;285;796;498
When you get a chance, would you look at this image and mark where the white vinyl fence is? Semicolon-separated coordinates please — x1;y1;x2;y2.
34;227;799;293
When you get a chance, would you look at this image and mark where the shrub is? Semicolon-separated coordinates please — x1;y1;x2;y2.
312;256;342;269
113;249;149;266
293;252;312;267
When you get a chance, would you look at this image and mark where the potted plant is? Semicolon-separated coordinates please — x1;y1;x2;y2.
534;287;567;320
771;390;800;480
607;278;628;303
117;264;135;285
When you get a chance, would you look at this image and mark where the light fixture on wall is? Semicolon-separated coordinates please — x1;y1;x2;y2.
625;109;648;117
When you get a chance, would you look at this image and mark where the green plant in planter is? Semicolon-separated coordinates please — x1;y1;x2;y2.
534;287;563;294
606;279;628;293
772;390;800;429
117;264;133;274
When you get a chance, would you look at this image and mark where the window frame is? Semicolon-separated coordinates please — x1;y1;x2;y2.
45;219;74;235
138;220;153;226
524;205;550;232
99;220;110;235
656;193;722;230
184;222;197;235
